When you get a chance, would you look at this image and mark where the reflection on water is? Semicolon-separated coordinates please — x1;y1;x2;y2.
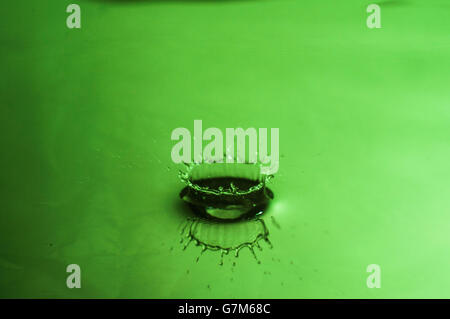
180;217;272;265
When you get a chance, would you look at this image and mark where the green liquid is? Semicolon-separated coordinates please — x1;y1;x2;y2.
180;177;274;221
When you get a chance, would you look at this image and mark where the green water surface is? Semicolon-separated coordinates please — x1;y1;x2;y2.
1;0;450;298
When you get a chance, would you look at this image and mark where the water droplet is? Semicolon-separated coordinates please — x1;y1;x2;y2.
183;237;193;250
177;160;276;264
179;162;273;221
271;216;281;229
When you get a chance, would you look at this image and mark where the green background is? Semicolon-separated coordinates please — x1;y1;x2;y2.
1;0;450;298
